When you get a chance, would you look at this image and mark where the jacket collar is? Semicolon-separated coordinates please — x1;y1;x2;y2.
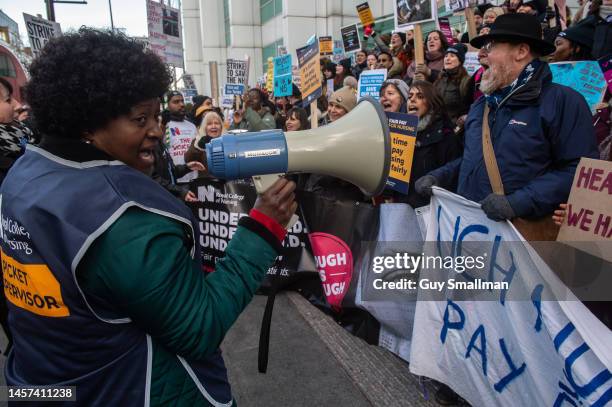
497;61;552;109
39;136;116;163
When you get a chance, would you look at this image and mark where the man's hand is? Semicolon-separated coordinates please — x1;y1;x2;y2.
254;177;297;228
184;191;198;202
479;193;515;221
414;175;438;197
552;203;567;226
187;161;206;172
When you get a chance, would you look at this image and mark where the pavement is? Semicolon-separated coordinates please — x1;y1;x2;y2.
222;292;439;407
0;292;439;407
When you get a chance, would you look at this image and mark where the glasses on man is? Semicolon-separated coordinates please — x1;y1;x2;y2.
378;58;390;63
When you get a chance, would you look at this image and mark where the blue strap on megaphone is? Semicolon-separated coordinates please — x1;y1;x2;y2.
206;130;289;179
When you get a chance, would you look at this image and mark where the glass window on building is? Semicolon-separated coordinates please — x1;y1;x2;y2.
261;39;283;72
0;53;17;78
260;0;282;25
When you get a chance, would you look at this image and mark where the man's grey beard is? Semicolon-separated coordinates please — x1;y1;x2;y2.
480;63;513;95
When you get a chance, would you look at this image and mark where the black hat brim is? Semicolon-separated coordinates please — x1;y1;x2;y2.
470;32;556;56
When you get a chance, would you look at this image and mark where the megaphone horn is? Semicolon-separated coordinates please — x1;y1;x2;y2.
206;97;391;196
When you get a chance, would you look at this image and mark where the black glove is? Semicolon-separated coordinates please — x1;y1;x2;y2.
414;175;438;197
479;193;516;221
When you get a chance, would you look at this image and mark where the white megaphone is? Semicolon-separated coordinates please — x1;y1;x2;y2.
206;96;391;196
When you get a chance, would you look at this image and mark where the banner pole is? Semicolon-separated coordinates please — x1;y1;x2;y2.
414;24;425;65
464;7;477;42
310;100;318;129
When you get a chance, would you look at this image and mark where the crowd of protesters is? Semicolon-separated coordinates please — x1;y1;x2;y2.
0;1;610;404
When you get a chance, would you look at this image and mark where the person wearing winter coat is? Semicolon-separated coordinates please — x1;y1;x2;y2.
0;78;31;185
370;31;412;77
351;49;369;79
230;88;276;131
1;28;297;407
380;79;462;208
415;14;598;222
581;0;611;60
433;43;474;128
377;50;405;80
406;30;448;83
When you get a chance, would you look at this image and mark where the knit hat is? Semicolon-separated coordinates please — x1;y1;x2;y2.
323;61;337;74
393;31;407;44
329;86;357;113
557;19;595;50
445;43;468;64
338;58;352;74
380;79;410;102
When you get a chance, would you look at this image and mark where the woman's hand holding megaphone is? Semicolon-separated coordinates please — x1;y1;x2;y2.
253;177;298;228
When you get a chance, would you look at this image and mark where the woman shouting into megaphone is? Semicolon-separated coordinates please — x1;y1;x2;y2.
0;28;296;406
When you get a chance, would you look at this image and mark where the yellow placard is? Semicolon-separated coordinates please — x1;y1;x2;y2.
389;131;416;183
357;2;375;27
319;36;333;56
2;250;70;317
299;54;321;101
266;57;274;92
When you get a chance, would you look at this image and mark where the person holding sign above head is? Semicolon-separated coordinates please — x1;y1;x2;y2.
415;13;598;238
230;87;276;131
368;30;412;78
0;28;297;406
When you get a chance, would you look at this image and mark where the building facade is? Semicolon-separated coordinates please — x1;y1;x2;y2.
182;0;407;98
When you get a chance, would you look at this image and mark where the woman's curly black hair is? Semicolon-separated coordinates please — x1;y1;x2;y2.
25;28;172;139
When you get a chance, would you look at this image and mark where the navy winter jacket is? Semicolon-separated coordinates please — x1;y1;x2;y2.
429;62;598;218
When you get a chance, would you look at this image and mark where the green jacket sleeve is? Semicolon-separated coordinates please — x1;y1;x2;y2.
243;107;276;131
77;207;279;360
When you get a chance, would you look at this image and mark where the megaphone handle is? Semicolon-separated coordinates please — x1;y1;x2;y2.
252;174;298;231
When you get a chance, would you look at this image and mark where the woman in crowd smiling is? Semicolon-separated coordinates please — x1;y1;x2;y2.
406;30;449;83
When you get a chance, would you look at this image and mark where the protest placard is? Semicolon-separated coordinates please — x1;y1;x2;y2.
358;69;387;100
409;188;612;407
464;51;480;76
394;0;436;30
266;57;274;92
557;158;612;262
296;40;322;107
550;61;607;113
386;112;418;194
356;2;375;26
226;58;248;85
189;178;312;292
331;40;346;63
326;79;334;99
224;83;245;96
438;17;456;45
341;24;361;53
319;36;333;56
273;54;292;97
447;0;489;12
22;13;61;58
181;88;197;104
599;54;612;94
146;0;184;67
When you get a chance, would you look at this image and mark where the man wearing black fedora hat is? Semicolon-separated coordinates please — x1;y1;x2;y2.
416;13;598;226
